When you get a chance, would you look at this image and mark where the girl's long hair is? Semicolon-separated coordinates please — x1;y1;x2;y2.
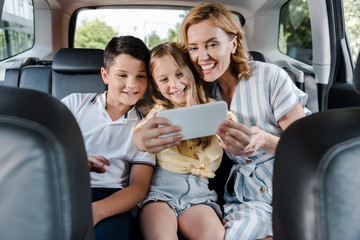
179;2;253;81
149;42;211;150
149;42;208;108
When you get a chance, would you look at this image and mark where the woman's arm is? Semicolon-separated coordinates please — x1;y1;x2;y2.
91;164;154;226
217;102;306;156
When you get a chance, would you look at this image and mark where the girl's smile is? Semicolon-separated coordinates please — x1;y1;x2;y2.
153;55;189;106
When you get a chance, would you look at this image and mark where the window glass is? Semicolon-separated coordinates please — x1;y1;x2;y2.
343;0;360;65
0;0;34;61
74;8;243;50
278;0;312;65
74;8;188;50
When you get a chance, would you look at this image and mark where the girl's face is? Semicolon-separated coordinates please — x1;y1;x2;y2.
152;55;189;107
186;19;237;82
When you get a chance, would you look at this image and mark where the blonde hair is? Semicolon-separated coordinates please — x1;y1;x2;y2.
179;2;253;80
149;42;208;109
149;42;211;150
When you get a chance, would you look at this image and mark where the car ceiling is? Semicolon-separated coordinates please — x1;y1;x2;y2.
38;0;283;19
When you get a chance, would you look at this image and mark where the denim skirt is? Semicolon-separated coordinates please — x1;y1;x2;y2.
139;166;222;218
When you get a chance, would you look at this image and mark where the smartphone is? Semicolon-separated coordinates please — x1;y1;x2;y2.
157;101;228;140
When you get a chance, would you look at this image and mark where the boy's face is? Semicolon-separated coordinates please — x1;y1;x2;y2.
101;53;148;107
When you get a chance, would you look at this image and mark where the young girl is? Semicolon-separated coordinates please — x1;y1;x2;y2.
134;42;235;240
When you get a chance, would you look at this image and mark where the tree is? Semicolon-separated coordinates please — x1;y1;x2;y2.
344;0;360;63
166;22;181;43
145;12;187;49
165;12;187;43
74;19;117;49
145;31;165;49
278;0;312;64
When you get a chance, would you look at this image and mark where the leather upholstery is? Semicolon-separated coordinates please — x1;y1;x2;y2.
0;86;94;240
249;50;266;62
19;65;52;93
273;107;360;240
273;51;360;240
52;48;107;99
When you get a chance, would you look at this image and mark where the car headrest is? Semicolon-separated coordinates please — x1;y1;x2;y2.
52;48;104;74
353;51;360;94
249;51;266;62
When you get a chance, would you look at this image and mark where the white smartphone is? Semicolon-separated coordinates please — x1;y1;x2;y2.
157;101;228;140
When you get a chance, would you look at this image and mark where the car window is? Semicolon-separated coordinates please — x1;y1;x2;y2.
343;0;360;65
73;7;243;50
0;0;34;61
278;0;312;65
73;8;189;50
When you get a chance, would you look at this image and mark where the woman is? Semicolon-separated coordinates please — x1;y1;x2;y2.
134;3;310;240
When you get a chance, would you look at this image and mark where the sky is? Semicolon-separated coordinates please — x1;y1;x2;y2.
76;9;187;40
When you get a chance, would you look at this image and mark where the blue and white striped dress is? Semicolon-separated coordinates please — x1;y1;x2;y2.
213;61;310;240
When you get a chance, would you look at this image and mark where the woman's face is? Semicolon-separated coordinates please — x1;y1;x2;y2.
152;55;189;107
187;19;237;82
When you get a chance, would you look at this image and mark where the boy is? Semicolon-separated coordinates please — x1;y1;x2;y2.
61;36;155;240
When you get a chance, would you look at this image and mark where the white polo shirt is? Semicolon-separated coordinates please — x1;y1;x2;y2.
61;92;156;188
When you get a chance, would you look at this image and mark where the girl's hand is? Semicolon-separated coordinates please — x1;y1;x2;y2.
134;114;182;154
217;120;273;156
88;155;111;173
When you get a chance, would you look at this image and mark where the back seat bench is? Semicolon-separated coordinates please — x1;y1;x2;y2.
2;48;266;239
3;48;107;99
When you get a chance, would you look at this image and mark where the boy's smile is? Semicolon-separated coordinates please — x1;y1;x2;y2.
101;53;148;114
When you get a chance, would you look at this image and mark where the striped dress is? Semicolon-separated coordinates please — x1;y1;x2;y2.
212;61;310;239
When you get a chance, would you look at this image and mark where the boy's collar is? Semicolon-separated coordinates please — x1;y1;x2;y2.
92;91;143;121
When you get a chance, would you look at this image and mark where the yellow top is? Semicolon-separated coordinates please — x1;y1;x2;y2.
136;98;237;179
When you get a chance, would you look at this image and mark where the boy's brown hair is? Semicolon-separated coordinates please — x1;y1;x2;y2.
103;35;150;74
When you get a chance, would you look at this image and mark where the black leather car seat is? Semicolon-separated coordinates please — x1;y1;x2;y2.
273;52;360;240
51;48;107;99
0;86;94;240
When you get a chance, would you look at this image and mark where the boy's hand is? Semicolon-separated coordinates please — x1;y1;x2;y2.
134;114;182;154
88;155;111;173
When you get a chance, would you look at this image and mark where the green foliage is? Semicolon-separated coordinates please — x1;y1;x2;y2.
0;21;34;60
278;0;360;65
166;22;181;43
278;0;312;64
145;31;166;50
145;12;186;50
74;19;117;49
344;0;360;64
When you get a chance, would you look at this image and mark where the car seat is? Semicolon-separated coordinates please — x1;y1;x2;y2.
51;48;107;99
0;86;94;240
272;52;360;240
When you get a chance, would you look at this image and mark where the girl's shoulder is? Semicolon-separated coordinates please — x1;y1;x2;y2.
145;103;166;119
207;97;217;103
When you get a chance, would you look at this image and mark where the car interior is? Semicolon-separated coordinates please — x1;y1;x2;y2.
0;0;359;239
